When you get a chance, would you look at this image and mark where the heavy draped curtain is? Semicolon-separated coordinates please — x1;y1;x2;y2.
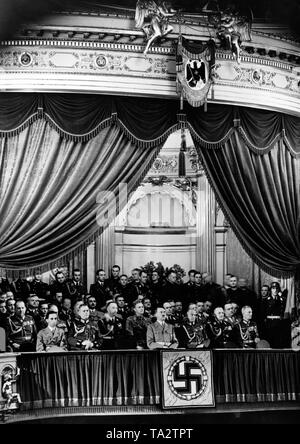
17;350;300;409
0;92;299;277
0;121;164;270
197;135;300;277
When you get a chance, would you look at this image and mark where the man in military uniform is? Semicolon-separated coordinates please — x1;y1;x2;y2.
30;273;50;301
26;294;41;322
11;277;31;301
89;269;111;310
160;270;182;304
58;297;73;330
115;274;131;302
98;301;128;349
182;269;197;307
115;295;131;320
66;269;87;303
6;298;16;318
50;272;69;302
127;270;152;306
224;303;240;328
104;265;122;297
67;304;101;350
143;297;154;320
6;300;37;352
260;282;288;348
163;301;177;326
125;300;151;349
86;295;104;323
0;277;12;294
203;299;213;322
36;311;67;352
174;300;184;325
201;274;225;308
238;306;260;348
178;303;210;349
196;300;208;324
149;270;164;307
207;307;239;348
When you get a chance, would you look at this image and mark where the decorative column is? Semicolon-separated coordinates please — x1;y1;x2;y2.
195;174;216;277
86;242;95;292
95;224;115;276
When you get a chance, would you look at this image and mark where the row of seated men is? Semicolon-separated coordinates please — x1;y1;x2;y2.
0;297;263;351
0;292;296;352
0;265;294;350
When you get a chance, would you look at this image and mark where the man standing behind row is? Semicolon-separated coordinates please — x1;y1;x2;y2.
90;269;111;309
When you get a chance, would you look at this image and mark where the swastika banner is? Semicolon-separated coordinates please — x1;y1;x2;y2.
161;350;214;409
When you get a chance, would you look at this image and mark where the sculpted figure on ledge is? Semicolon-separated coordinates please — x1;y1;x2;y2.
207;5;252;64
135;0;176;55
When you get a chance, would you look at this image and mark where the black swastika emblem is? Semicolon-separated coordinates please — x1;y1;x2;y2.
167;356;208;401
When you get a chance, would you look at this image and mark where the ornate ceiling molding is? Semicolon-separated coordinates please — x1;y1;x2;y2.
0;12;299;116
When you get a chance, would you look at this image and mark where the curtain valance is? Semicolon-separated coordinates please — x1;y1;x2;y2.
0;93;299;156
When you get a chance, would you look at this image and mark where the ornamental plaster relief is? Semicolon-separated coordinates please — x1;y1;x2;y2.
0;40;299;115
0;46;175;80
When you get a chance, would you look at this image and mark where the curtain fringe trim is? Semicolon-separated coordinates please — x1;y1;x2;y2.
195;146;297;279
0;113;39;137
188;123;235;149
44;114;113;142
0;112;299;159
237;127;297;157
115;119;183;149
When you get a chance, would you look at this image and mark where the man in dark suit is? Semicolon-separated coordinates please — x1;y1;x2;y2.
104;265;122;297
89;269;111;310
50;272;69;302
160;270;182;304
30;273;50;301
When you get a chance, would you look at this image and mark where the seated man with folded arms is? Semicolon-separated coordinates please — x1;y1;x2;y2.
36;311;67;352
146;306;178;349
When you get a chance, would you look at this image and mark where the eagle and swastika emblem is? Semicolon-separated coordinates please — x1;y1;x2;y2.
167;355;208;401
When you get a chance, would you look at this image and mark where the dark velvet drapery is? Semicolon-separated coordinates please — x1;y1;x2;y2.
214;349;300;403
0;121;164;270
197;135;300;277
0;92;299;276
18;351;161;409
17;350;300;410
